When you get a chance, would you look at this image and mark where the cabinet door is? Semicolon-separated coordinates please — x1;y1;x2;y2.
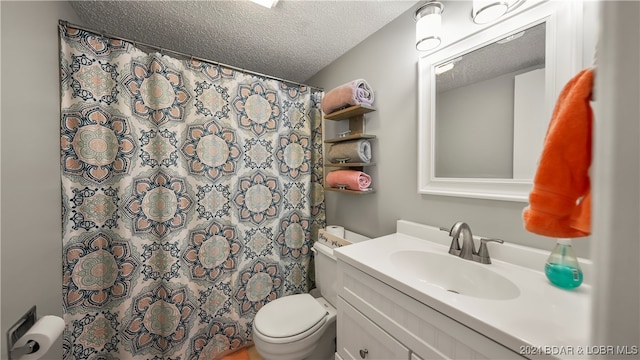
337;297;409;360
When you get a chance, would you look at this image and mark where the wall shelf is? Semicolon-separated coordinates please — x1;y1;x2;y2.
324;104;376;121
324;187;376;195
324;134;376;144
323;104;376;195
324;162;376;168
324;105;376;139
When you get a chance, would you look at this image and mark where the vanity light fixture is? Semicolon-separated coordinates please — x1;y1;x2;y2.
435;62;454;75
250;0;279;9
496;30;525;44
472;0;520;24
415;1;444;52
435;56;462;75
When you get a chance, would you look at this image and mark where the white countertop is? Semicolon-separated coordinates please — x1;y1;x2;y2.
334;220;592;359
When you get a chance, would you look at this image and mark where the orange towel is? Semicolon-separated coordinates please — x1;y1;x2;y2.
326;170;371;191
523;69;594;238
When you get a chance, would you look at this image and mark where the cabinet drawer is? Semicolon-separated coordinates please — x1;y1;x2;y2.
337;297;409;360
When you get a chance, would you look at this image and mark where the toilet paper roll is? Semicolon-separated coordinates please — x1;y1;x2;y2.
13;315;65;360
325;225;345;239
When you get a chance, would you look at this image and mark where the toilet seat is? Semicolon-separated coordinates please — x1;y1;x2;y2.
253;294;328;344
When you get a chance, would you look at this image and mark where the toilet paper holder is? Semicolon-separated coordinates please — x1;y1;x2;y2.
7;305;39;360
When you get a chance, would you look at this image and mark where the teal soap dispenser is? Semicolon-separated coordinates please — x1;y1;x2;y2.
545;239;583;289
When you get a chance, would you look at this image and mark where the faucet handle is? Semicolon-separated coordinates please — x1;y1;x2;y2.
477;238;504;264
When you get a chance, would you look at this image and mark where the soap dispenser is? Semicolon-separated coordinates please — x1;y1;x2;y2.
545;239;583;289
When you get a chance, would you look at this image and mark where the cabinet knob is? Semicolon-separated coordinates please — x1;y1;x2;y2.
359;348;368;358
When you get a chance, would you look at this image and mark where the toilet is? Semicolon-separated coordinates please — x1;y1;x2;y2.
252;241;338;360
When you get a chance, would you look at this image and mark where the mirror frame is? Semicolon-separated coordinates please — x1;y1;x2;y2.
418;1;584;202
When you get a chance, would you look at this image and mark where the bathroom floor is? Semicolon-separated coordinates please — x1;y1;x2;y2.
221;345;263;360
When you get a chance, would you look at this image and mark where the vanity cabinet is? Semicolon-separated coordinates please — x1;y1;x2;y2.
336;261;525;360
337;298;409;359
323;104;376;194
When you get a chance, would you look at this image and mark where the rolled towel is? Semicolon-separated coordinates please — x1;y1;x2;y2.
321;79;374;114
327;139;371;163
326;170;372;191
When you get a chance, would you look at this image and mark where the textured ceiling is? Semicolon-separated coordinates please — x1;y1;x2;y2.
69;0;420;84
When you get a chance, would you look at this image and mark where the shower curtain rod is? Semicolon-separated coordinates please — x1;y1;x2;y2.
59;20;324;92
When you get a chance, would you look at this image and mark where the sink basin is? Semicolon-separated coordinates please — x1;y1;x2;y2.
389;250;520;300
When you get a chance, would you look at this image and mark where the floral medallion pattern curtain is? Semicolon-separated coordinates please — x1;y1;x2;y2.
59;24;325;359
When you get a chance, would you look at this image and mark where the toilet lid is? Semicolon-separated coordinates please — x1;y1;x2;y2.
254;294;328;338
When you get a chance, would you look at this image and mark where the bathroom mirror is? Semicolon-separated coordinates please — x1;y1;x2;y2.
435;22;545;180
418;1;582;201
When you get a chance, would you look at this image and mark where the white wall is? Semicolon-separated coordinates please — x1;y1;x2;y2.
591;0;640;349
513;68;545;180
436;72;515;179
0;2;83;358
436;65;545;180
308;2;599;259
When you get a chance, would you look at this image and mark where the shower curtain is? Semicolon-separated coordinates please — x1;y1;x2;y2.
59;24;325;359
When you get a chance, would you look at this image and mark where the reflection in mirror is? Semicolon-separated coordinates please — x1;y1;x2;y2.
434;22;545;179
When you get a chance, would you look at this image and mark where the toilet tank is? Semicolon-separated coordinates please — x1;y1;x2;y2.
312;241;338;307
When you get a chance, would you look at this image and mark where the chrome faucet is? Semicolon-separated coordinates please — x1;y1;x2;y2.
448;222;475;260
447;222;503;264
